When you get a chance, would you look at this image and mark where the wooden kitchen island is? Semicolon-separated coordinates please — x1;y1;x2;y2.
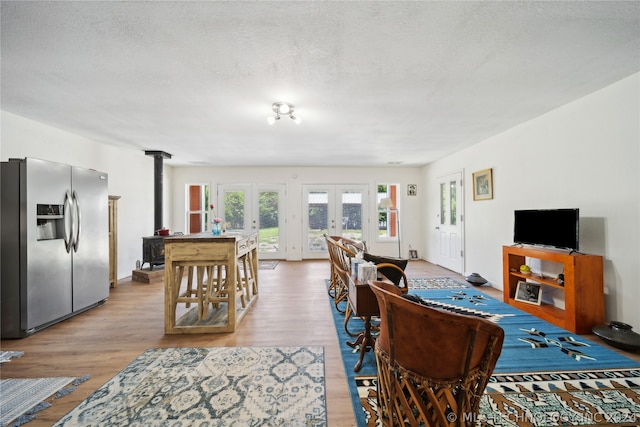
164;231;258;334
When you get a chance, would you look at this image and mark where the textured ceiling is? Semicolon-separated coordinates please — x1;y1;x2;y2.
2;1;639;167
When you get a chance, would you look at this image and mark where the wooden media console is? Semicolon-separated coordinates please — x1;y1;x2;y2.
502;245;604;334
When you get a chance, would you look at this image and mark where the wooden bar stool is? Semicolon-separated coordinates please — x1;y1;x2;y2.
173;262;204;317
247;250;258;297
174;262;229;321
236;253;257;306
201;263;231;319
178;266;196;308
235;264;247;308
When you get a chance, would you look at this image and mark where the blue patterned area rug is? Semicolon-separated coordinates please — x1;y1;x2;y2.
53;346;326;426
329;278;640;427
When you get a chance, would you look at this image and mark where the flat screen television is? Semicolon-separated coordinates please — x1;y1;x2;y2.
514;209;579;251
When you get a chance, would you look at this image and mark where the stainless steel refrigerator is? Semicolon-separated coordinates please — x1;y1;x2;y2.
1;157;109;338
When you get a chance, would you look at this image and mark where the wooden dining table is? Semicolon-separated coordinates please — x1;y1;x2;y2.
163;231;258;334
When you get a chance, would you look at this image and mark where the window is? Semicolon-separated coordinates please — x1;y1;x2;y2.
377;183;399;240
186;184;210;233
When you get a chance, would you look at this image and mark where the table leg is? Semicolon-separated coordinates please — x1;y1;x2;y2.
346;315;375;372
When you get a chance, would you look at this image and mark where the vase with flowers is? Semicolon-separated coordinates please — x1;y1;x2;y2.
209;203;222;235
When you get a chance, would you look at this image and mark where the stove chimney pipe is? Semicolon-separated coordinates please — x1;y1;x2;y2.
145;150;172;232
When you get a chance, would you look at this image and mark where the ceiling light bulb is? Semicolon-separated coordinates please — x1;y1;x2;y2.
292;115;301;125
267;116;276;125
279;103;290;115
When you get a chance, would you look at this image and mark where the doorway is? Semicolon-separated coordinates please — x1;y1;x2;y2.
217;184;287;260
301;184;369;259
436;171;464;273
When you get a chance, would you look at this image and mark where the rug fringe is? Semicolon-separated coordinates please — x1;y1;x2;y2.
11;401;52;427
0;351;25;364
55;374;91;398
11;413;36;427
74;374;91;385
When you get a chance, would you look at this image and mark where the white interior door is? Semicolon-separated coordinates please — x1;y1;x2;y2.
302;184;368;259
218;184;287;260
436;171;464;273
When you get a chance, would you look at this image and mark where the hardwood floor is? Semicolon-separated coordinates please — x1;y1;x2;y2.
1;259;638;426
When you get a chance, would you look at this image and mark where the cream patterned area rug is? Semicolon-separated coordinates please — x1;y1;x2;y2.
54;346;326;427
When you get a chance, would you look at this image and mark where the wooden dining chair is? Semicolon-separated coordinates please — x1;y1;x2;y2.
370;282;505;427
362;252;408;289
325;234;357;313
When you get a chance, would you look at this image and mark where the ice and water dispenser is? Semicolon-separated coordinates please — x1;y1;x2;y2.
36;204;65;241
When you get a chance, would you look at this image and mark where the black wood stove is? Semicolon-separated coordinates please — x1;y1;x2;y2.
141;150;173;271
142;236;166;270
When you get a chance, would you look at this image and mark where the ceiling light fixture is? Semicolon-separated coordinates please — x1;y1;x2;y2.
268;102;301;125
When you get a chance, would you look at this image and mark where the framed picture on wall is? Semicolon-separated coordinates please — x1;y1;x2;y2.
407;184;417;196
515;281;542;305
472;168;493;200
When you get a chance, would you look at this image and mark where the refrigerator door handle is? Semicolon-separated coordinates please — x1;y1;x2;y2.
64;190;73;253
72;190;82;252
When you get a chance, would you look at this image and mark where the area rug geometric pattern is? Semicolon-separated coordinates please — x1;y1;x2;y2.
1;376;87;427
329;277;640;427
407;276;468;289
53;346;326;427
479;368;640;426
357;368;640;426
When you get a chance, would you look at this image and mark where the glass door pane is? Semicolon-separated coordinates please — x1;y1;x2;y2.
258;191;279;251
436;171;464;273
449;180;457;226
257;185;286;259
305;188;330;255
340;188;364;242
220;186;250;232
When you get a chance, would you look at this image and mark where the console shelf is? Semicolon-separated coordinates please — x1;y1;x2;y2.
502;245;604;334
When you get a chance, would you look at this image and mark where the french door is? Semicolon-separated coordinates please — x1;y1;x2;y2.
301;184;369;259
435;171;464;273
217;184;286;260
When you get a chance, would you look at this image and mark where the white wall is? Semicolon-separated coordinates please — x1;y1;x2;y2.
4;73;637;328
422;73;640;328
1;111;161;279
169;166;423;260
